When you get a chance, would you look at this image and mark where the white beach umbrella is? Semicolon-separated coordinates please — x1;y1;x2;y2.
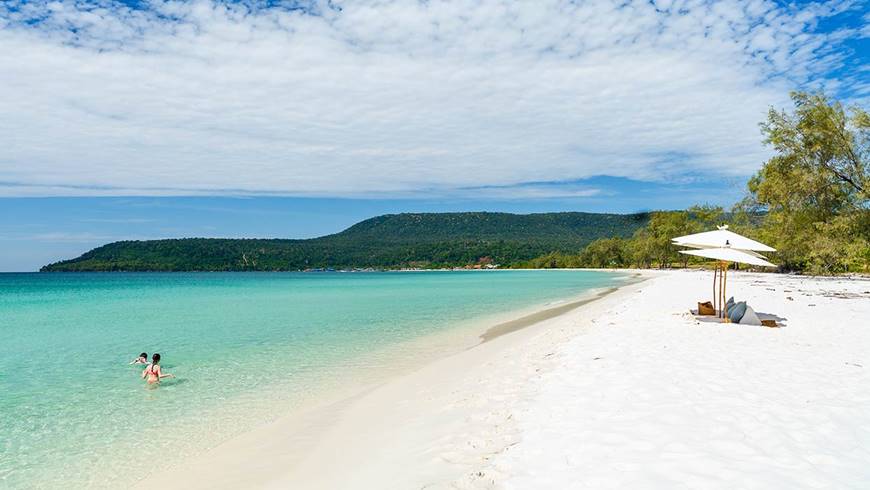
673;225;776;320
672;225;776;252
679;248;776;268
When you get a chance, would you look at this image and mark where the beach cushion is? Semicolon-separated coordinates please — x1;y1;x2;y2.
728;301;747;323
725;297;735;312
740;305;763;326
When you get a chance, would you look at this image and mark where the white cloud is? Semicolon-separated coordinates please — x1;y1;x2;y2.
444;182;604;200
0;0;862;198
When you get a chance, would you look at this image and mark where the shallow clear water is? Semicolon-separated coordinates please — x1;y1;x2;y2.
0;270;625;487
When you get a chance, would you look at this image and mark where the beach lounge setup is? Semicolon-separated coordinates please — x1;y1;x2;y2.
672;226;777;326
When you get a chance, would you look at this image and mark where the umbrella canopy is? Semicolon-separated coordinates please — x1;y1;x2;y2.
674;225;776;320
679;247;776;267
672;226;775;252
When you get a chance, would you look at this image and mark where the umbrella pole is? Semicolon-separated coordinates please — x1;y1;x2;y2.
720;262;724;318
717;260;725;318
723;262;729;322
712;266;718;313
721;262;724;318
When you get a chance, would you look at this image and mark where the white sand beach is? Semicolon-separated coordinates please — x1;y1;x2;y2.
140;270;870;489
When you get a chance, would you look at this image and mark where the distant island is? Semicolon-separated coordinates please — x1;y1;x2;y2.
41;212;649;272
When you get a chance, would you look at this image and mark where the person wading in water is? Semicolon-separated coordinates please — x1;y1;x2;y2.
142;353;174;385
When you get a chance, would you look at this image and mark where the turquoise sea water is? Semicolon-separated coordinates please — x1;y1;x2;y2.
0;270;625;488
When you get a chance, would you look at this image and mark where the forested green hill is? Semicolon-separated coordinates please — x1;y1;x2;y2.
41;212;649;271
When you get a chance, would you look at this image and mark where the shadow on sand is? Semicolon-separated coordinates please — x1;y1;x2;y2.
691;310;789;328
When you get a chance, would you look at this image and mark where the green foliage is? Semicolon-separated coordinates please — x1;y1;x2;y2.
686;204;726;229
743;91;870;273
626;227;657;269
525;209;724;270
513;252;582;269
578;237;630;268
644;211;695;267
41;212;649;271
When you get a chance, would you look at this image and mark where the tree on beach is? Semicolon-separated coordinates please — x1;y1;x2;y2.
743;91;870;273
645;211;695;268
627;228;656;269
686;204;726;230
576;211;704;269
579;237;630;268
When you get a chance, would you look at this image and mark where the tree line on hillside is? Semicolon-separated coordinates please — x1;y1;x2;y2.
519;92;870;275
41;212;649;272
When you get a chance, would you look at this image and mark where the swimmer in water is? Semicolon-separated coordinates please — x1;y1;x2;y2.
130;352;148;365
142;353;174;385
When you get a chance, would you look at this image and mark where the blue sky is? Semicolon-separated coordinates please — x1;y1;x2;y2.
0;176;747;271
1;0;868;270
